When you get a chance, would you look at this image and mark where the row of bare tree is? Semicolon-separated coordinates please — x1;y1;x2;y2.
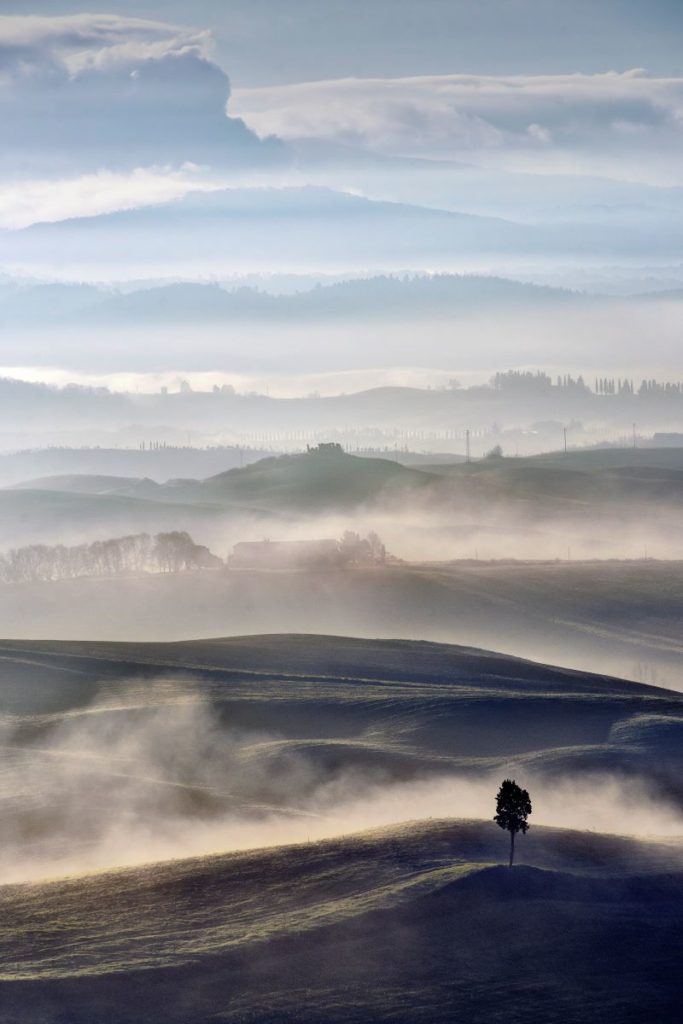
0;531;221;584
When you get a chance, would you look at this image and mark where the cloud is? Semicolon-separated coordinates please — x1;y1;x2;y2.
0;14;283;175
0;166;231;230
232;70;683;183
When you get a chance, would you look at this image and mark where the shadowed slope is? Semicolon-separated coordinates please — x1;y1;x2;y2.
0;560;681;690
0;820;681;1023
0;634;680;874
0;637;681;1021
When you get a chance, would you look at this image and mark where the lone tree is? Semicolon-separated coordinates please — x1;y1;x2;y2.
494;779;532;867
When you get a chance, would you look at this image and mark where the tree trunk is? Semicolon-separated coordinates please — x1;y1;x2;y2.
509;829;515;868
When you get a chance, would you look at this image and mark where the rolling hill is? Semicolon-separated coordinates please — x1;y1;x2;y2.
0;634;681;1022
9;448;683;532
3;449;434;523
0;632;680;817
0;188;539;274
3;186;683;281
0;445;274;490
5;447;683;562
0;272;579;328
201;446;434;509
0;486;277;548
1;820;681;1024
12;446;683;514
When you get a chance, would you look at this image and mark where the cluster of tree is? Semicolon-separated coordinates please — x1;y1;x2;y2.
638;379;683;396
484;444;504;459
491;371;589;394
339;530;387;564
595;377;683;397
0;531;221;584
491;371;553;393
492;370;683;400
595;377;635;395
554;374;590;391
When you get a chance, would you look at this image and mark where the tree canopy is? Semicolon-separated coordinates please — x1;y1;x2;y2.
494;779;532;867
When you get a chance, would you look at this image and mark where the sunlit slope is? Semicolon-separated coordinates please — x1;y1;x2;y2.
1;820;681;1024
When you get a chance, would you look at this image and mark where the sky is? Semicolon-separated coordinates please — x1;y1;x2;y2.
1;1;683;85
1;2;683;390
0;4;682;196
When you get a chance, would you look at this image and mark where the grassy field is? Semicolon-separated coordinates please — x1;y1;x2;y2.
0;819;681;1023
0;634;680;1021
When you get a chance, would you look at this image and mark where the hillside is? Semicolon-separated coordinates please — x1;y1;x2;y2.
419;453;683;516
0;272;579;327
12;473;148;495
3;186;683;280
0;188;540;273
0;445;274;489
0;634;680;1021
0;487;272;548
0;633;679;830
1;820;681;1024
202;446;434;509
0;450;432;543
5;447;683;560
12;446;683;516
525;447;683;471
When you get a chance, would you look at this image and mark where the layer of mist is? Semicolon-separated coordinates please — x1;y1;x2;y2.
2;679;681;885
3;300;683;386
1;446;682;690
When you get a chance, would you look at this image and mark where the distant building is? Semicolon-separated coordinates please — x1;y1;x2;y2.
228;538;343;570
306;442;344;454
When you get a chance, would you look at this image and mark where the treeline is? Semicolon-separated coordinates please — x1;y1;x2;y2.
492;370;683;398
593;377;683;396
491;371;589;393
0;531;221;584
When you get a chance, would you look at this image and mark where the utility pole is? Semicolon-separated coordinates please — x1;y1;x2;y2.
465;429;471;464
632;423;637;449
563;426;567;454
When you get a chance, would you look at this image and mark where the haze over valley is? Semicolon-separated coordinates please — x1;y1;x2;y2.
0;4;682;1022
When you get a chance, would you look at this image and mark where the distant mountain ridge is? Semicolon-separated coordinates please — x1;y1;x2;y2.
95;273;579;323
0;272;580;327
2;184;681;275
